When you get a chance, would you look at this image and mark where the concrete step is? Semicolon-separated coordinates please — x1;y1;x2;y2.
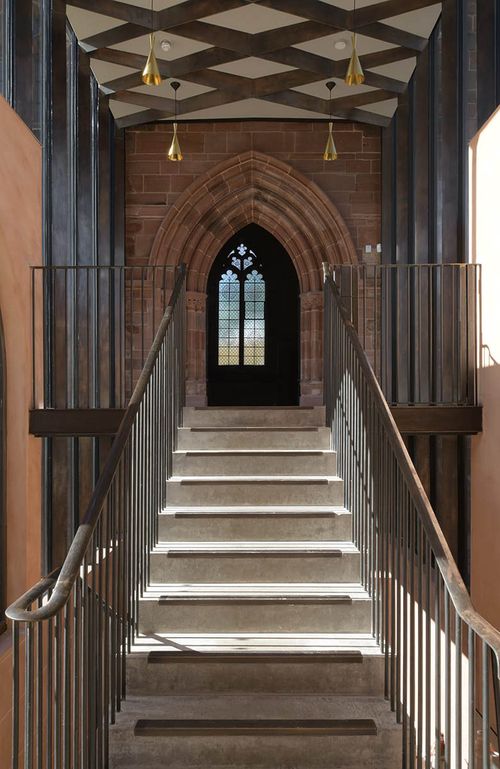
138;584;371;634
173;449;337;477
165;476;344;506
149;542;360;583
177;426;331;450
109;694;401;769
183;406;326;428
126;632;384;695
158;507;352;542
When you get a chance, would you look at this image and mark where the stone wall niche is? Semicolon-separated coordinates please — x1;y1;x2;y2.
149;151;358;405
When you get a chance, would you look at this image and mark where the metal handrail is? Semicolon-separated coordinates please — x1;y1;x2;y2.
7;264;186;624
325;267;500;659
324;264;499;767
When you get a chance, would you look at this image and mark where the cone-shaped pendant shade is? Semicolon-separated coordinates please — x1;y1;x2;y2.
168;123;183;161
345;34;364;85
323;122;338;161
142;34;162;86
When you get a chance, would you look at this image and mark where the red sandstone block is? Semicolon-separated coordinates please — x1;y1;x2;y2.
312;174;357;192
335;133;363;152
126;174;144;193
356;173;381;191
143;175;171;193
204;132;228;153
346;159;371;173
135;132;176;154
188;122;215;132
227;132;252;153
169;175;195;192
252;132;295;153
126;160;161;175
294;131;330;153
127;192;168;206
362;137;380;152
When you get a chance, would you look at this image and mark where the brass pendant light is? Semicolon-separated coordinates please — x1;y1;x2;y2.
142;0;161;86
345;0;364;86
323;81;338;161
168;81;183;162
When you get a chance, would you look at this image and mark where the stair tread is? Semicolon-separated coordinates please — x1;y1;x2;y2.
142;584;369;602
153;541;358;556
111;694;398;728
134;717;378;736
169;475;341;483
160;506;349;516
180;426;329;432
129;631;382;655
175;449;335;455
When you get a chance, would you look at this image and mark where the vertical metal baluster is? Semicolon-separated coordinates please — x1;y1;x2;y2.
55;611;62;769
425;540;431;769
456;613;462;769
435;576;442;769
409;496;416;768
25;620;34;769
417;520;423;767
73;572;81;769
444;591;451;769
469;629;475;769
36;600;44;769
82;554;89;769
482;641;489;769
103;494;111;768
46;614;53;769
63;602;71;769
12;622;20;769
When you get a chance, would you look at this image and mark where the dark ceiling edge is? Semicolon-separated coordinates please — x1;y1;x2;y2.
115;113;392;130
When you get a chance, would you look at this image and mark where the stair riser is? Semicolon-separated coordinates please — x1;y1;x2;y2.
183;407;326;428
138;600;372;634
158;514;352;542
166;481;344;507
126;657;385;696
173;452;337;477
149;553;360;583
177;428;331;450
109;731;401;769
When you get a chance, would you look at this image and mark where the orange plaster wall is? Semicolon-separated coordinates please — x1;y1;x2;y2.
469;105;500;631
0;96;43;765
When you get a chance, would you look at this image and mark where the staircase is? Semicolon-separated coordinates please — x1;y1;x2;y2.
109;405;401;769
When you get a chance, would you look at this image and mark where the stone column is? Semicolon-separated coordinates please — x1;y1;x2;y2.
186;291;207;406
300;291;323;406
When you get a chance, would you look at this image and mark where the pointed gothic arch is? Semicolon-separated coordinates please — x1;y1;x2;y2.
149;151;358;404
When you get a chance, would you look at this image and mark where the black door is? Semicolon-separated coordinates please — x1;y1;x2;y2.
207;224;299;406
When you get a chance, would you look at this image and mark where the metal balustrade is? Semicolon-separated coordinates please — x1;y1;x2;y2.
30;265;178;409
324;264;499;768
7;265;186;769
330;263;480;406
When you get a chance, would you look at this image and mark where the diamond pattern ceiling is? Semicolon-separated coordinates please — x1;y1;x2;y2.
66;0;442;128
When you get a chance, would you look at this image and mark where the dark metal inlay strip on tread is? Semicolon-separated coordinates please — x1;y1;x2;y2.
178;479;330;485
165;549;343;558
158;595;352;605
147;650;363;664
134;718;377;737
172;512;344;519
188;427;322;432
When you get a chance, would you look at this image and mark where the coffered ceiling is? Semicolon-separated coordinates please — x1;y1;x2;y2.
66;0;442;128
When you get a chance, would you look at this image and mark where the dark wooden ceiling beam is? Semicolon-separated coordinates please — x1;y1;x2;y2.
66;0;154;27
261;89;391;125
254;0;428;51
353;0;441;28
83;24;149;50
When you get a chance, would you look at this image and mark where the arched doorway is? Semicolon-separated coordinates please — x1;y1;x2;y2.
207;224;299;406
149;151;358;405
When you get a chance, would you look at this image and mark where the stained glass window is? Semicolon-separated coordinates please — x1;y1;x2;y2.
244;270;265;365
218;270;240;365
217;243;266;367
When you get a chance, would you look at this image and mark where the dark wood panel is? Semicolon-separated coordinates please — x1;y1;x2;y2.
391;406;482;435
30;409;125;437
